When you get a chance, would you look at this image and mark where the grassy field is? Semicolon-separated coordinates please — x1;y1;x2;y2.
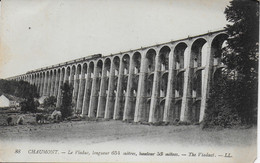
0;112;257;147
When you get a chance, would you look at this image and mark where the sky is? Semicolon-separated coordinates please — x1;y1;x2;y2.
0;0;230;78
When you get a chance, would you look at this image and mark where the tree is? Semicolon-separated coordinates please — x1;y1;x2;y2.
222;0;259;124
20;97;38;113
203;69;242;128
204;0;258;127
223;0;259;78
60;82;73;119
0;79;39;99
0;79;39;113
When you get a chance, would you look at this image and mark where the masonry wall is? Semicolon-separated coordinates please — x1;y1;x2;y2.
7;30;228;123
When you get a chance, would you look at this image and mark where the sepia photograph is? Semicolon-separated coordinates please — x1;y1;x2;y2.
0;0;258;162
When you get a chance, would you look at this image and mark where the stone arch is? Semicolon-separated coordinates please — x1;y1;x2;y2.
133;52;141;74
89;62;94;78
159;46;171;71
50;69;56;95
127;52;141;119
97;60;103;78
113;56;120;76
65;66;71;83
53;68;61;97
98;58;111;117
71;65;76;86
72;64;82;108
146;49;156;73
118;54;130;119
112;57;120;92
122;54;130;75
104;58;111;77
191;38;208;101
91;60;103;117
83;63;88;75
211;33;228;66
191;38;207;68
77;64;82;77
174;42;188;69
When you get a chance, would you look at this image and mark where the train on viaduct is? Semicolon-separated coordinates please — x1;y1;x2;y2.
7;29;228;124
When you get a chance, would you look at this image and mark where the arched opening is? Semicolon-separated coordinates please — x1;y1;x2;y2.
160;72;168;97
54;69;60;96
133;52;141;74
92;60;103;117
99;58;111;117
211;34;228;66
65;67;71;83
146;49;156;73
191;38;208;99
191;38;207;68
174;42;188;69
174;100;182;121
73;64;82;106
191;100;201;123
192;69;202;98
77;64;82;79
76;63;87;113
71;65;76;86
159;46;171;71
118;54;130;119
144;99;151;122
108;56;120;118
127;52;141;119
84;62;94;116
45;71;50;95
81;63;88;89
175;71;184;97
51;70;56;95
147;74;154;97
155;99;165;122
104;58;111;77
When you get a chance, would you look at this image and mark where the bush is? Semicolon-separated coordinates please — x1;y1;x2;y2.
20;98;37;113
202;71;250;129
43;96;57;108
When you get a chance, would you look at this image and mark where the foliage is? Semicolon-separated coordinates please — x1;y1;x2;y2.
222;0;259;77
223;0;258;123
43;96;57;108
204;0;258;128
0;79;39;99
0;79;39;113
20;97;38;113
203;71;239;128
60;82;73;119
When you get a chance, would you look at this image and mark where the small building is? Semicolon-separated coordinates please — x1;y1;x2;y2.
0;94;23;108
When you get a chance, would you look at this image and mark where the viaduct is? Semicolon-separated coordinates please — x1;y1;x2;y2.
7;29;228;123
